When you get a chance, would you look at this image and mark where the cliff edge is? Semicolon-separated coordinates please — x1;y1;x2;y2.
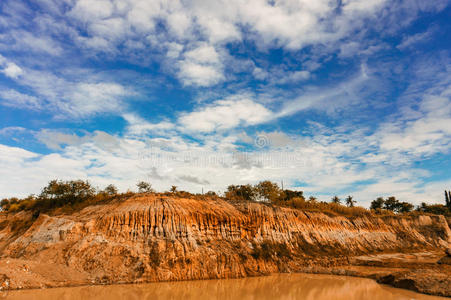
0;195;450;295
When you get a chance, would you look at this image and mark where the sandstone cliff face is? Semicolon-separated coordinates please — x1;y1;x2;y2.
0;195;449;289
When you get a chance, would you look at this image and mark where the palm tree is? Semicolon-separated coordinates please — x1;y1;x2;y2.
345;195;356;207
170;185;178;193
331;195;341;204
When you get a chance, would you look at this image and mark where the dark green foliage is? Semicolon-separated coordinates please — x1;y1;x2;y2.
383;196;399;211
0;180;120;213
205;191;217;196
1;179;445;218
398;201;414;213
225;184;256;201
331;195;341;204
255;180;283;202
0;198;10;211
308;196;317;202
283;190;304;201
35;180;95;210
370;197;385;210
418;202;450;215
383;196;414;213
345;195;356;207
136;181;154;193
41;180;94;202
371;196;413;213
225;181;304;203
104;184;118;195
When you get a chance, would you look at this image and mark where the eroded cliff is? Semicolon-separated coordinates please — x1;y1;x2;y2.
0;195;450;295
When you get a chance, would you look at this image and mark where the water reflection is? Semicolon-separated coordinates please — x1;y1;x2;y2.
1;273;444;300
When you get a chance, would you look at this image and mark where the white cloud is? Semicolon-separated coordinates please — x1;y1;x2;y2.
1;63;23;79
0;144;38;163
89;17;128;41
0;30;63;56
378;93;451;157
178;97;272;132
178;62;223;87
177;43;224;87
277;69;370;117
0;55;23;79
368;62;451;159
69;0;114;21
0;0;450;206
1;121;446;206
63;0;393;54
0;62;132;117
184;44;220;64
277;70;310;84
37;0;412;87
397;27;435;50
252;67;268;80
62;82;128;117
0;89;41;110
35;130;84;150
166;42;183;59
123;113;175;135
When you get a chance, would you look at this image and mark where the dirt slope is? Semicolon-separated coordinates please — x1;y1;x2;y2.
0;195;450;295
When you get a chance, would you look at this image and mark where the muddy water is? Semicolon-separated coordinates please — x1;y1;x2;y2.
0;273;445;300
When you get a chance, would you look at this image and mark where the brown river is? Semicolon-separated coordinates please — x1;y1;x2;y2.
0;273;445;300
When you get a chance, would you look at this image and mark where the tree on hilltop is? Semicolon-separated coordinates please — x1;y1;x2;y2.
137;181;154;193
331;195;341;204
345;195;356;207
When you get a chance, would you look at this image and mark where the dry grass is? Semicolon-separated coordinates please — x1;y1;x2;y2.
272;197;371;218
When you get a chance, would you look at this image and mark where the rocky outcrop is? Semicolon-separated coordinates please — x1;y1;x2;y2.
438;247;451;265
0;195;450;295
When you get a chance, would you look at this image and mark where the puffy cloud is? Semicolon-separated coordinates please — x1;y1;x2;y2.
177;43;224;87
62;0;393;53
69;0;114;21
178;62;223;87
178;97;272;132
0;55;23;79
1;63;23;79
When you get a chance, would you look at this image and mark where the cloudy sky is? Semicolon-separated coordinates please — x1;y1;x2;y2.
1;0;451;206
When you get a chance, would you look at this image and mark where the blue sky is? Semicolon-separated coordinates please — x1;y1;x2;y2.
0;0;451;206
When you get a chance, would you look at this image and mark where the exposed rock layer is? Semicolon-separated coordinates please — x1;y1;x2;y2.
0;195;450;295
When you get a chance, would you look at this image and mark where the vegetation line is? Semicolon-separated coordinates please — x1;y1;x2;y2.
1;180;450;217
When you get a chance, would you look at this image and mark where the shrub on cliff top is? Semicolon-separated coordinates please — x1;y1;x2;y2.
417;202;450;216
370;196;414;214
225;184;256;201
136;181;154;193
1;180;120;214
